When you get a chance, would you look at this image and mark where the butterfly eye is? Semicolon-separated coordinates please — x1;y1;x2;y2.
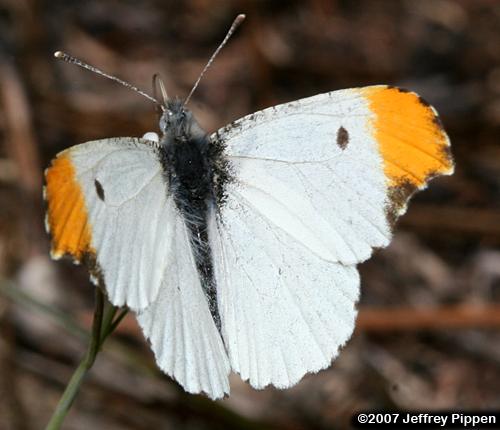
159;114;168;132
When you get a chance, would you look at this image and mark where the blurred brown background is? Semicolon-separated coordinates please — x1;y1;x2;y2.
1;0;499;429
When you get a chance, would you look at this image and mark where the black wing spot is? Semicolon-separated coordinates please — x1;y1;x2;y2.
94;179;105;201
336;126;349;150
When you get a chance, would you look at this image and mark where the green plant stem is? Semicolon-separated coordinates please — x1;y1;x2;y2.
99;299;117;342
45;287;117;430
102;308;128;342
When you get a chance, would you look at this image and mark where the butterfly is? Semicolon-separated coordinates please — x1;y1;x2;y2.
44;16;453;399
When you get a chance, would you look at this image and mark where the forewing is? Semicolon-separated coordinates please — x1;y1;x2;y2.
212;85;453;265
136;214;230;399
45;137;174;310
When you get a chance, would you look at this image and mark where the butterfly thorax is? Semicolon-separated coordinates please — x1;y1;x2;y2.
158;102;213;211
157;99;231;209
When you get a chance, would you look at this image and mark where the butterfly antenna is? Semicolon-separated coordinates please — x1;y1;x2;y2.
183;13;246;107
54;51;164;110
152;73;169;104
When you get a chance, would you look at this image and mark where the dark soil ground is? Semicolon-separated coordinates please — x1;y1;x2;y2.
0;1;499;429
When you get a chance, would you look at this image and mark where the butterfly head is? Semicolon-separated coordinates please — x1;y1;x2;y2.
159;99;206;142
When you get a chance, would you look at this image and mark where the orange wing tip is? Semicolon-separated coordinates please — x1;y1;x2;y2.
44;151;96;262
362;85;454;224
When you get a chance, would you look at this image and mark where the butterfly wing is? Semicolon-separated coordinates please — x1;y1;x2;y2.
213;85;453;265
45;137;175;310
209;206;359;388
46;137;230;398
136;214;230;398
210;85;453;389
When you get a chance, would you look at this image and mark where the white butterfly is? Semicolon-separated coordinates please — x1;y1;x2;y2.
45;18;453;399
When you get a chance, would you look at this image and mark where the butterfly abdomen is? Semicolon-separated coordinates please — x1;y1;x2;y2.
159;123;224;331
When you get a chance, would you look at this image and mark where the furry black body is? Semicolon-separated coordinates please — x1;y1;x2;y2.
157;100;225;331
